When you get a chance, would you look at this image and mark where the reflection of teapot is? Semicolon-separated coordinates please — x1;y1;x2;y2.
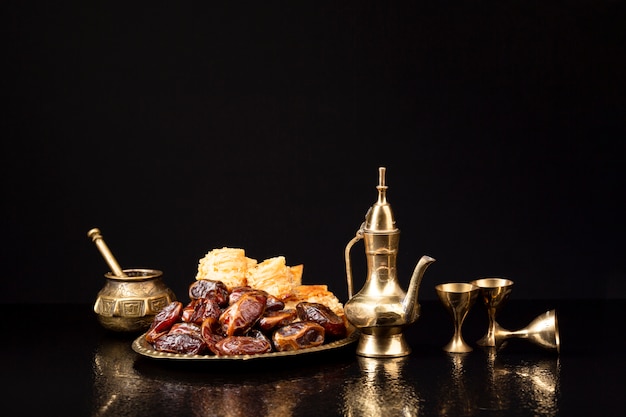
342;356;420;416
344;167;435;357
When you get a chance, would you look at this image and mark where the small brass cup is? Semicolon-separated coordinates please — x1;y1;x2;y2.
470;278;514;347
494;309;560;353
436;282;479;353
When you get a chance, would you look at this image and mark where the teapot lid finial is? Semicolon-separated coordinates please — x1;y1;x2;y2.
364;167;398;233
377;167;388;204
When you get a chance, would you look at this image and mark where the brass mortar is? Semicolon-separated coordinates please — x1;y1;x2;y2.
94;268;176;333
88;228;176;332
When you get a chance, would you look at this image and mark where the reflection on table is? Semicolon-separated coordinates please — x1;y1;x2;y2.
83;296;626;417
342;356;420;417
480;348;560;415
340;349;559;417
92;335;352;416
93;335;560;417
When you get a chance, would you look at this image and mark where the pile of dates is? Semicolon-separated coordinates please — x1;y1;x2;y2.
145;279;347;356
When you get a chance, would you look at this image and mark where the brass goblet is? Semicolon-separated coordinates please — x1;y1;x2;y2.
494;309;560;353
470;278;514;347
435;282;480;353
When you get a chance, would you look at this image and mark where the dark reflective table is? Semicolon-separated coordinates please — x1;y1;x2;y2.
1;299;623;416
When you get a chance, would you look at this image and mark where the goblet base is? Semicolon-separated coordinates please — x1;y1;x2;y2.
476;334;496;347
443;337;473;353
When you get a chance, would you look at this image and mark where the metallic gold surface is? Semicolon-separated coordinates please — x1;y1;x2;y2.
471;277;514;347
494;309;560;353
88;228;127;277
88;228;177;332
94;268;177;332
471;278;559;353
344;167;435;357
436;282;479;353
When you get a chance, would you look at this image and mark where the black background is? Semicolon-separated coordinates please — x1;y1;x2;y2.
2;1;624;304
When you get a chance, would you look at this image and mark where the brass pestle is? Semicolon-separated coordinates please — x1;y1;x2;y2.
88;228;127;277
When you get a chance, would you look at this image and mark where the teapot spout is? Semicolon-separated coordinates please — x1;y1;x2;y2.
403;255;436;323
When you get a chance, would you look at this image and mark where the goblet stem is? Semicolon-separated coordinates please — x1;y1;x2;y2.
477;311;497;347
470;278;514;348
445;312;471;353
436;283;478;354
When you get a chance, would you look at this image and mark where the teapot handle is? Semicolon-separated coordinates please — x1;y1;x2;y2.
344;224;364;299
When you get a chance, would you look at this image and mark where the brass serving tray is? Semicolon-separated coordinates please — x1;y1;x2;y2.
132;325;359;361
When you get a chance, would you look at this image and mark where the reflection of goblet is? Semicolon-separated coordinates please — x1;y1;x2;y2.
436;352;477;415
494;309;560;353
435;283;479;353
481;349;561;413
470;278;514;347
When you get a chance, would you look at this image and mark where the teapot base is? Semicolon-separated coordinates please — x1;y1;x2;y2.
355;331;411;357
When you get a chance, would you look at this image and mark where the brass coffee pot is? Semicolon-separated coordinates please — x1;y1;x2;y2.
344;167;435;357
